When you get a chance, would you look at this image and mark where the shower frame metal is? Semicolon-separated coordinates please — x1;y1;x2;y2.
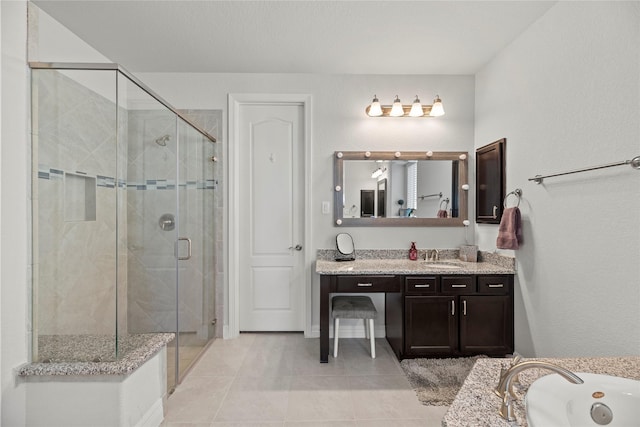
29;62;216;144
29;61;217;389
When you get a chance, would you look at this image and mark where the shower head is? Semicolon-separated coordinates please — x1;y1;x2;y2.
155;134;170;146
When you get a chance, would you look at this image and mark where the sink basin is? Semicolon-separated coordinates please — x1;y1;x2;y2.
422;261;463;270
525;372;640;427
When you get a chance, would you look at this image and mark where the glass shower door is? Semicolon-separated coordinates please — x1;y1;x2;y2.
175;118;216;382
119;72;181;388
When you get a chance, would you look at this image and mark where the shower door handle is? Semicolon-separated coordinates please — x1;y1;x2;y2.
177;237;192;260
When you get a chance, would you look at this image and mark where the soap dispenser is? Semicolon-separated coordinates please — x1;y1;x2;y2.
409;242;418;261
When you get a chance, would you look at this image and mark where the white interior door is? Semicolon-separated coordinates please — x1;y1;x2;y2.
239;103;304;331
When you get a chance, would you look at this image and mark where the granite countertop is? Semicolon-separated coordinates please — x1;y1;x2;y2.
316;258;515;275
18;333;174;377
442;356;640;427
316;248;515;275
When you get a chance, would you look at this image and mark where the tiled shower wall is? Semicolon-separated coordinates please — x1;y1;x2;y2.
34;69;222;343
35;69;122;336
125;110;219;337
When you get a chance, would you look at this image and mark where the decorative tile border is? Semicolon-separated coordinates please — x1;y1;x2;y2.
38;168;63;181
38;165;217;190
96;175;115;188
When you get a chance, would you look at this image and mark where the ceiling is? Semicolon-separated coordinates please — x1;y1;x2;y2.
33;0;556;75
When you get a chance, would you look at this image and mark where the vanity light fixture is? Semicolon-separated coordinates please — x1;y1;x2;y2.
409;96;424;117
366;94;445;117
371;167;386;179
390;95;404;117
367;95;383;117
430;95;445;117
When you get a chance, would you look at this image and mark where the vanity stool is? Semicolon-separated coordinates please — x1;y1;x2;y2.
331;295;377;358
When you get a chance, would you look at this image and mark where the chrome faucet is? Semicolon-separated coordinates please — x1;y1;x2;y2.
495;360;584;422
425;249;440;261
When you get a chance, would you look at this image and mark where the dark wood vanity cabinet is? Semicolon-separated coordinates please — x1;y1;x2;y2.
459;294;512;355
405;295;458;355
394;274;514;358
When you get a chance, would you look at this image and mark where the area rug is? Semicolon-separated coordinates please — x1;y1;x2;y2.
400;356;486;406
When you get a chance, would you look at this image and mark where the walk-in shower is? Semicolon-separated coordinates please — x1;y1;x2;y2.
30;62;218;390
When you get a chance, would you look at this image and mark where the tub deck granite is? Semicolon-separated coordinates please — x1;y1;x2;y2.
18;333;174;376
442;356;640;427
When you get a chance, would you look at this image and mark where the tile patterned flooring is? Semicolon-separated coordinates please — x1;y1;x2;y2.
161;333;448;426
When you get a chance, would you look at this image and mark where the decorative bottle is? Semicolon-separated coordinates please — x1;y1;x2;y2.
409;242;418;261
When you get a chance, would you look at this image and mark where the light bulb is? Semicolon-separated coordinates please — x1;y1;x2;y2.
409;95;424;117
429;95;445;116
390;95;404;117
367;95;383;117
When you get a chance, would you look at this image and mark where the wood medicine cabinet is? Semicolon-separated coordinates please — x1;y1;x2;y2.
476;138;506;224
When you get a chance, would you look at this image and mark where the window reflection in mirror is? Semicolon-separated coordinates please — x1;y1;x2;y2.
376;179;386;217
334;151;468;227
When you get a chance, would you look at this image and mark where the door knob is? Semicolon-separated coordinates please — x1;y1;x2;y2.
289;244;303;251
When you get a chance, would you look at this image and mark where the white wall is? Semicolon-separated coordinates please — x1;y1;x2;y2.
136;72;475;334
0;4;3;423
0;4;115;424
475;1;640;357
28;3;110;63
1;1;29;424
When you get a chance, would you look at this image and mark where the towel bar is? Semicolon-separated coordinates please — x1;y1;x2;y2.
529;155;640;184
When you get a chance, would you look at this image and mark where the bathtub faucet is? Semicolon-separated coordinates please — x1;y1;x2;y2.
495;360;584;422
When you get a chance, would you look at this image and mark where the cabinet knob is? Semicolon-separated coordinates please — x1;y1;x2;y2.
451;300;455;316
415;284;430;288
463;299;467;316
357;283;373;287
451;284;467;288
488;284;504;288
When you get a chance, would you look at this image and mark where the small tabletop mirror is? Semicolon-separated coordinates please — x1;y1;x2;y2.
335;233;355;261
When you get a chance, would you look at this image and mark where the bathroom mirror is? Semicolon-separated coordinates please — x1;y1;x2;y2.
335;233;356;261
334;151;469;227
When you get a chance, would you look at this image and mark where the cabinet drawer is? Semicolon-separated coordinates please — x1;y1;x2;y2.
336;275;400;292
441;276;475;293
478;276;512;294
405;276;438;294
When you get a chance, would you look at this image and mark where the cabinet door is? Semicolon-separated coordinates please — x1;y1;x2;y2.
476;138;506;224
459;295;513;356
405;296;457;356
